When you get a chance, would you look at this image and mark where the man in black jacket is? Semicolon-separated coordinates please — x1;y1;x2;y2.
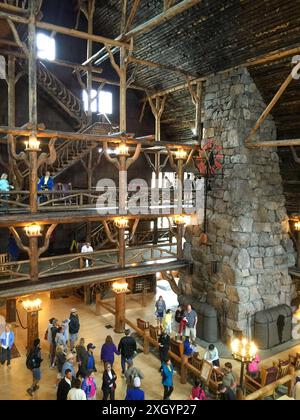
57;369;72;400
69;308;80;351
118;329;137;377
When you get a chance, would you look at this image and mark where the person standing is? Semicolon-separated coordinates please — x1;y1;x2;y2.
0;173;14;204
55;344;67;387
155;296;166;330
162;309;172;335
100;335;120;367
76;337;89;379
87;343;97;372
61;318;70;344
125;377;145;400
204;344;220;367
118;329;137;377
158;330;170;366
81;241;94;268
26;339;43;396
62;353;76;379
38;171;54;203
57;369;72;400
46;317;55;357
184;174;194;205
69;308;80;351
190;380;206;400
174;305;184;341
0;324;14;367
183;305;198;343
125;360;144;390
50;319;59;368
161;358;174;400
221;362;237;392
67;378;87;400
247;353;260;379
102;362;117;400
55;326;67;352
7;234;19;261
82;370;97;400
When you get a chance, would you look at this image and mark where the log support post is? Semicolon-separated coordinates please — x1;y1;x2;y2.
26;309;39;354
114;291;126;333
6;298;17;323
180;355;188;384
95;293;102;315
143;334;150;354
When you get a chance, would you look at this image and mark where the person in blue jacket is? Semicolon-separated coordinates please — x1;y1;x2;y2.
125;377;145;400
161;358;174;400
38;171;54;204
0;324;14;367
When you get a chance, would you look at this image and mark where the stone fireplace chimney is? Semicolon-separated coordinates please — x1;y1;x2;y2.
180;67;296;340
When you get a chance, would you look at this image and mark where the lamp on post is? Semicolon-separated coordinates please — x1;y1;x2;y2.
173;214;190;259
24;132;41;152
231;337;257;387
112;279;128;333
24;224;42;238
22;297;42;354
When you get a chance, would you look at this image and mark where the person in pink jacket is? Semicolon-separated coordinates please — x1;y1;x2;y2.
248;354;260;379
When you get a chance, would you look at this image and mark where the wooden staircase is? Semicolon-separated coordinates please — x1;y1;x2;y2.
21;121;112;180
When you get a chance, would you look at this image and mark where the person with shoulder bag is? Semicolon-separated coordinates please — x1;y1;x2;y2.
26;339;43;397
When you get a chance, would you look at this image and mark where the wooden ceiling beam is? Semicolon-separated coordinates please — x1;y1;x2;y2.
123;0;201;39
247;139;300;149
0;3;28;15
127;55;197;78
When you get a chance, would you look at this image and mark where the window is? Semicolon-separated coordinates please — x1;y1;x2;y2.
82;89;98;113
37;33;55;61
99;91;112;115
82;90;113;114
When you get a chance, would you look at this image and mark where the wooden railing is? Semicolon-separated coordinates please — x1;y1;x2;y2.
0;243;177;283
0;189;197;213
245;368;295;400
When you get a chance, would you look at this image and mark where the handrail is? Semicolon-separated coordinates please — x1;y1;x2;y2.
245;370;295;400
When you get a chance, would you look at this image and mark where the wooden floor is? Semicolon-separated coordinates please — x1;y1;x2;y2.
0;286;300;400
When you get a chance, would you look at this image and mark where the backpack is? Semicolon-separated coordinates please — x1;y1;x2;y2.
26;351;34;370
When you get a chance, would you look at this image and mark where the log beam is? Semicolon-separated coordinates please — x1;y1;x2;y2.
123;0;201;39
128;56;197;78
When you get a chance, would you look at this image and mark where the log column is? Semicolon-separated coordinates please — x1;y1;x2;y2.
6;299;16;323
29;236;39;281
297;231;300;269
114;290;126;333
26;310;39;354
176;223;184;259
118;226;126;268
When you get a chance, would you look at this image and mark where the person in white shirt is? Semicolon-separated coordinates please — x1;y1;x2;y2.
204;344;220;367
184;174;194;205
0;324;14;367
67;378;87;400
81;241;94;268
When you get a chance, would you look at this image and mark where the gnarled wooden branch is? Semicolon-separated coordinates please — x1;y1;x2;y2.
166;146;177;171
143;151;155;171
103;220;118;244
126;143;141;169
158;95;167;119
37;137;57;168
7;19;29;56
38;224;58;257
9;226;30;255
129;218;139;242
183;148;195;169
8;134;29;167
160;154;169;171
161;270;181;295
103;142;120;169
105;45;121;78
167;217;176;236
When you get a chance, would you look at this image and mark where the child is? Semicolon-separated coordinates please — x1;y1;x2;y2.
82;369;97;400
162;309;172;335
61;319;70;344
87;343;97;372
190;380;206;400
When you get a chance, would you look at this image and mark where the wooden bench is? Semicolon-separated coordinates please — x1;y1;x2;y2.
149;324;160;342
245;366;279;397
137;318;149;331
188;354;223;395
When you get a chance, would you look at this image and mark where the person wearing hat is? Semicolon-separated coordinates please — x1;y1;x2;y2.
62;353;76;379
87;343;97;372
69;309;80;351
125;377;145;400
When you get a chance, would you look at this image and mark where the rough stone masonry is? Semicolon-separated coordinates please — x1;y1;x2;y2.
180;67;296;339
